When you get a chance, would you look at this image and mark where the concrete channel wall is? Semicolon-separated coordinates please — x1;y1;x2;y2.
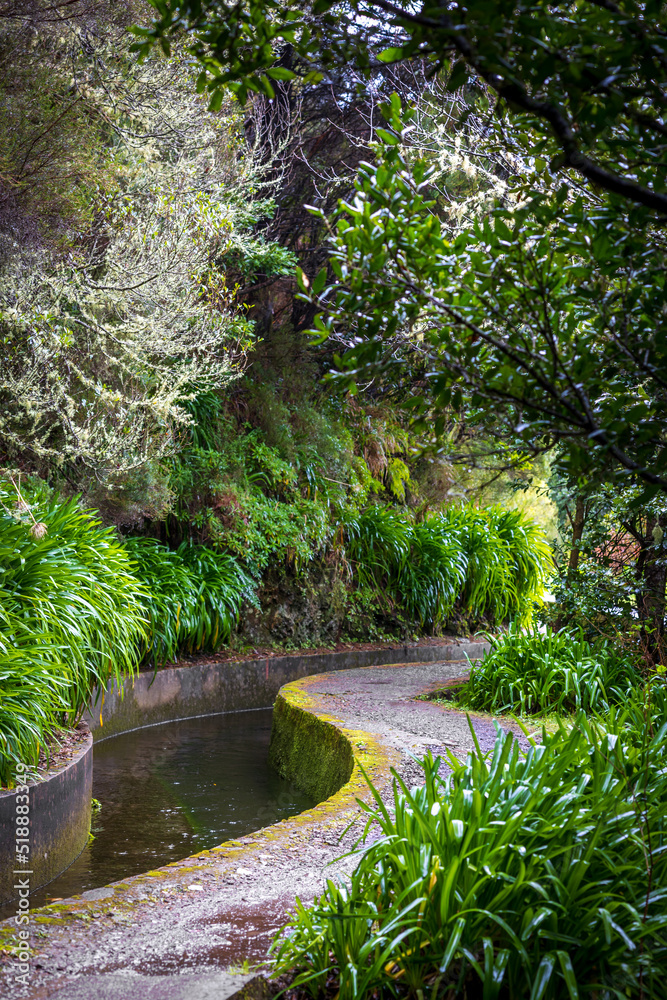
0;640;488;908
83;641;489;740
0;727;92;906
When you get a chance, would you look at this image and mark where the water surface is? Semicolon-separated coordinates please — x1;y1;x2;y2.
6;709;314;916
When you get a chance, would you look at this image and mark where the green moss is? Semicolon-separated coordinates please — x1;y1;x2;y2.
0;926;18;953
269;692;354;802
266;673;398;819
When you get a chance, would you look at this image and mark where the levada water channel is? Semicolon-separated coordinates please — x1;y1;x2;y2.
1;709;315;919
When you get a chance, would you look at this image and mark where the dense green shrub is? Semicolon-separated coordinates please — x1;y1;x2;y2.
0;481;146;783
0;479;260;779
442;505;552;625
124;537;256;665
345;507;466;628
0;615;71;786
0;487;146;713
463;624;636;716
344;504;551;629
273;688;667;999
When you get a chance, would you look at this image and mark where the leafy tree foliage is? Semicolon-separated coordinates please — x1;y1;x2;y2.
134;0;667;498
304;101;667;496
544;471;667;664
135;0;667;213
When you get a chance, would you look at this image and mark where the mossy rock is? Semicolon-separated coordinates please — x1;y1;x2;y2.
269;693;354;802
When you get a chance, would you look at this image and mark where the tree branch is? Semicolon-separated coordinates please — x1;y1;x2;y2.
365;0;667;215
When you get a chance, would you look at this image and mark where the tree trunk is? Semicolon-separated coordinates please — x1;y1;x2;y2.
636;515;667;666
567;496;586;576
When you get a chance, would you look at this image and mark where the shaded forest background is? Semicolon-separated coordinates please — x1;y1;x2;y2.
0;0;659;660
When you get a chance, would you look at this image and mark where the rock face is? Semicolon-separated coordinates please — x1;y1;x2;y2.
238;566;350;647
235;564;492;650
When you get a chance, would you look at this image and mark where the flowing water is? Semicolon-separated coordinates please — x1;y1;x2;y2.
6;709;314;917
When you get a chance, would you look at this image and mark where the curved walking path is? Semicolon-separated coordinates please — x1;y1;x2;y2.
1;659;529;1000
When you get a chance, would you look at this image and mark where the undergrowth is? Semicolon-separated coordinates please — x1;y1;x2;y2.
124;536;256;665
462;624;636;716
0;471;552;783
0;480;146;784
273;684;667;999
345;505;551;631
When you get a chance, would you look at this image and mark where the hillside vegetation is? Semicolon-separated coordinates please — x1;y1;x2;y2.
0;3;555;784
2;4;666;996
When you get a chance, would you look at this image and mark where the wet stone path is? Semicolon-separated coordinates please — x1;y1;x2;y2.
1;660;530;1000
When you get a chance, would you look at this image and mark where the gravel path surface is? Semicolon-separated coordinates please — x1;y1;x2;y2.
1;659;525;1000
